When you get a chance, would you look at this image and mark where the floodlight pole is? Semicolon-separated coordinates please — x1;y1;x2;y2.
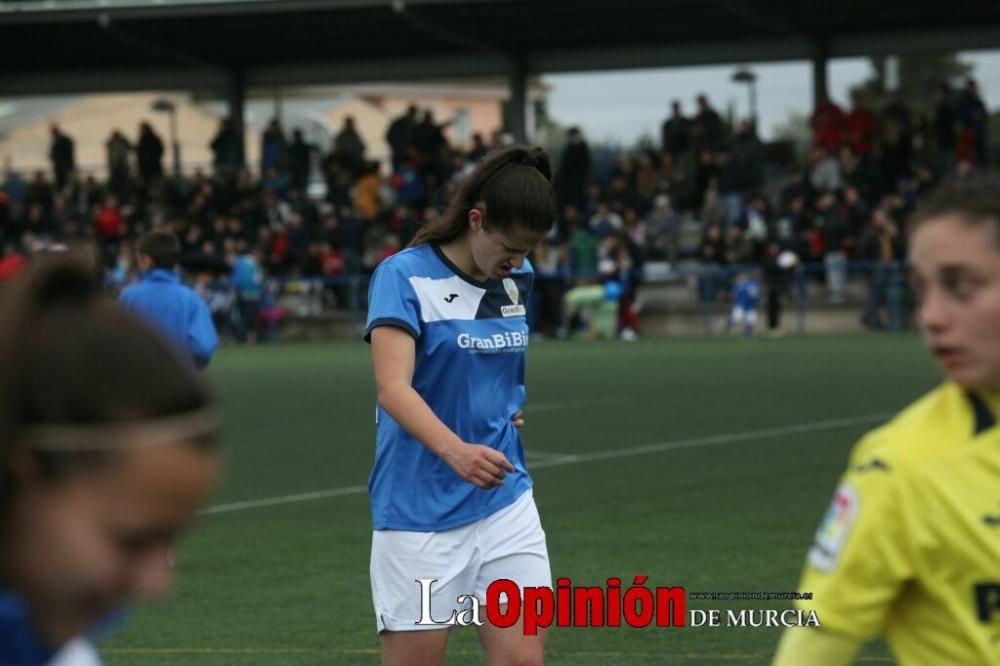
731;67;757;127
152;98;182;179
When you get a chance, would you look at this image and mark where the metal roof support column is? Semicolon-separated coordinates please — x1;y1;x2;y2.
811;39;829;110
227;67;247;169
507;56;528;143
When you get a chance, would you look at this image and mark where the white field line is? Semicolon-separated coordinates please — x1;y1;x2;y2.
525;449;577;460
201;485;368;515
526;413;891;470
200;412;891;516
522;401;575;413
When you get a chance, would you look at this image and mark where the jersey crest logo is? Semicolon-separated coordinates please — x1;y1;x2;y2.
503;278;519;305
501;278;525;317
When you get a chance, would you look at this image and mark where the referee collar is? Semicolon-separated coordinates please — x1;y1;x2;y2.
967;390;999;436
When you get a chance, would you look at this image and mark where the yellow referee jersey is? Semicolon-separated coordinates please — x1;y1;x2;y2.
794;383;1000;665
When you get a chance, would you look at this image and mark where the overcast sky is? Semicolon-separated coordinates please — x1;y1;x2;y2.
543;50;1000;146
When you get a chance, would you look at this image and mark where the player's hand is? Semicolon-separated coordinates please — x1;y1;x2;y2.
443;442;515;489
512;410;525;429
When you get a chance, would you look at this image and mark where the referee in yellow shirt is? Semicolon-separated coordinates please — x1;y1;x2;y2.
774;177;1000;666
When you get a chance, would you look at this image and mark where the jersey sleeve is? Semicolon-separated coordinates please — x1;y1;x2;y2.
364;258;422;342
772;625;860;666
522;257;536;291
793;433;916;640
118;286;136;308
187;294;219;368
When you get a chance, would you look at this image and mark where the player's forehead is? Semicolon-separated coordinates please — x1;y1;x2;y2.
909;214;1000;276
493;225;548;251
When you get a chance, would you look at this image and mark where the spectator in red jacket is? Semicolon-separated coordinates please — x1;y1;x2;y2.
845;92;876;156
810;94;846;151
93;193;124;241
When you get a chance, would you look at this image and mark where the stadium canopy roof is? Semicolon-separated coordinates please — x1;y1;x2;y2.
2;0;999;97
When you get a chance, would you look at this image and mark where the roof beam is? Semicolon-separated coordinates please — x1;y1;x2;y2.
529;39;815;73
830;27;1000;57
0;27;996;97
0;68;228;96
529;27;1000;75
0;0;510;24
248;53;510;88
0;53;508;96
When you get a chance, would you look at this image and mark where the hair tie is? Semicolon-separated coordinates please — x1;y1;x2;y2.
521;155;538;168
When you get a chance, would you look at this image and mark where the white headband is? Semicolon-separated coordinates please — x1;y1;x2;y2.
24;408;219;451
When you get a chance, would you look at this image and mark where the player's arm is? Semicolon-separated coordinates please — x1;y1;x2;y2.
777;433;912;661
370;325;513;489
772;626;860;666
187;297;219;369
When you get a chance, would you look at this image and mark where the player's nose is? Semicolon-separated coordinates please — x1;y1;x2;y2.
919;287;952;333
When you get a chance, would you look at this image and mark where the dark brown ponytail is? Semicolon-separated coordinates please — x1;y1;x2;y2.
409;144;557;247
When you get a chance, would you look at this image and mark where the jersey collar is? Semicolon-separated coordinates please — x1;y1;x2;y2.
967;390;998;435
431;244;491;289
0;591;57;664
143;268;180;284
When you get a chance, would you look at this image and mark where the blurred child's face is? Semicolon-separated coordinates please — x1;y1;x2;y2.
910;216;1000;392
5;441;218;647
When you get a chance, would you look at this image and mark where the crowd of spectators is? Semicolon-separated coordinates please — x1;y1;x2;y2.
0;78;993;339
535;79;992;335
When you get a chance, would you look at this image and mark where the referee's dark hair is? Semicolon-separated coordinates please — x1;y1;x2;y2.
136;230;182;270
910;175;1000;248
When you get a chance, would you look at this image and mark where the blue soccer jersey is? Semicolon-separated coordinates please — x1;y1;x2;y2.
734;279;761;309
365;244;534;531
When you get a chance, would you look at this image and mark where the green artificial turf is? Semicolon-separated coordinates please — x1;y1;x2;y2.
104;333;935;664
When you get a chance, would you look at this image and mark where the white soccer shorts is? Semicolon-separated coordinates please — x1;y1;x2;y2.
370;489;551;633
731;306;757;325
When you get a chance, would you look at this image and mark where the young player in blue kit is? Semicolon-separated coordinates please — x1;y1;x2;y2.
120;231;218;368
725;272;761;338
365;145;556;666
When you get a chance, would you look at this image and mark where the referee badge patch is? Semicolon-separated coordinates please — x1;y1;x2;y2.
807;483;859;572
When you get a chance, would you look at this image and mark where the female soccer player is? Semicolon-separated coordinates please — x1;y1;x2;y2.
774;177;1000;666
366;145;557;666
0;257;220;665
